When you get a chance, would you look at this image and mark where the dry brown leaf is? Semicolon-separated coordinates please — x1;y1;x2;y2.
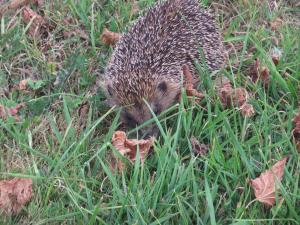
248;59;270;87
292;112;300;137
190;137;208;156
77;102;89;137
111;131;154;170
0;105;5;119
0;104;24;120
270;17;283;31
216;76;255;117
271;48;282;65
250;157;288;206
248;59;260;83
292;112;300;151
240;103;255;117
19;79;28;90
219;86;248;107
0;0;30;17
100;28;121;46
182;65;204;101
22;6;46;37
0;178;33;215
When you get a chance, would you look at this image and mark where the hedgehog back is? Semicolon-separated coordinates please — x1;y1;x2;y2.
105;0;224;105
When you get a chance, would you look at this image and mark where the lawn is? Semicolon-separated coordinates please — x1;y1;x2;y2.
0;0;299;224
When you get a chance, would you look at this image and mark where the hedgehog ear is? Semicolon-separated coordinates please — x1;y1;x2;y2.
104;81;114;97
157;81;168;93
107;84;114;96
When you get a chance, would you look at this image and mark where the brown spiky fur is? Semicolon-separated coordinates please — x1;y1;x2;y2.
104;0;224;135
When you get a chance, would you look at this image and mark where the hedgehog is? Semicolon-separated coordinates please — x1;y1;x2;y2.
104;0;224;137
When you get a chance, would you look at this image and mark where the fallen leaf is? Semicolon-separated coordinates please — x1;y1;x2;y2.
190;137;208;156
22;6;46;37
111;131;154;170
77;101;89;137
248;59;261;83
219;86;248;107
0;178;33;215
216;76;255;117
292;111;300;151
100;28;121;46
248;59;270;87
250;157;288;206
271;47;283;65
260;66;270;86
19;79;28;90
0;105;5;119
240;103;255;117
0;0;30;17
270;17;283;31
7;104;24;116
182;65;204;101
0;104;24;121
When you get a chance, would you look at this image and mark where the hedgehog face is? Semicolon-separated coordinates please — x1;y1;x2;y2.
120;81;180;137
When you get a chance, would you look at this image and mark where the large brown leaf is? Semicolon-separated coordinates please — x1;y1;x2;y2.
100;28;121;46
250;157;288;206
0;178;33;215
111;131;154;170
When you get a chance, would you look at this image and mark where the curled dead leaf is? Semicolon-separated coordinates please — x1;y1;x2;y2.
292;111;300;151
250;157;288;206
248;59;270;87
77;101;89;137
182;65;204;102
260;66;270;86
0;104;24;121
0;178;33;215
22;6;46;37
219;86;248;107
271;48;283;65
19;79;28;90
111;131;154;171
190;137;208;156
100;28;121;46
270;17;283;31
216;76;255;117
240;103;255;117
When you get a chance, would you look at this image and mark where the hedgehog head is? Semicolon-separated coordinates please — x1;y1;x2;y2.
105;77;180;137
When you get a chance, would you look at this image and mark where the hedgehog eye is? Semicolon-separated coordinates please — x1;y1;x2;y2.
157;81;167;93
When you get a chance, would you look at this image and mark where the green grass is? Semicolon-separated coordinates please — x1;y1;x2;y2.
0;0;300;224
